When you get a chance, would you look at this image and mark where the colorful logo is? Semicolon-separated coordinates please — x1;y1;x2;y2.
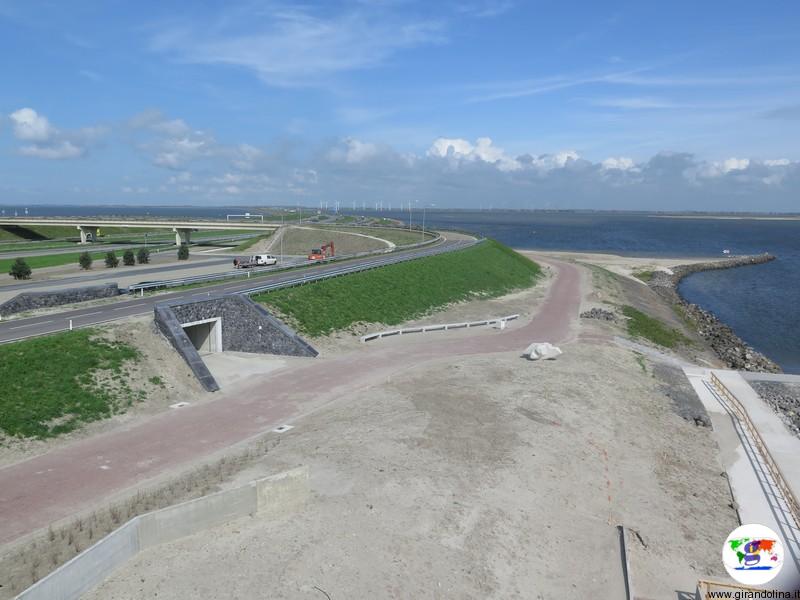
722;523;784;585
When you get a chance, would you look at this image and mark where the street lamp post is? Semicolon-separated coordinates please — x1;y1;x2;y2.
280;214;284;264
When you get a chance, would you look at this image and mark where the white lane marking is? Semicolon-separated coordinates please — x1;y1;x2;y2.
9;320;53;329
76;311;102;317
112;303;148;311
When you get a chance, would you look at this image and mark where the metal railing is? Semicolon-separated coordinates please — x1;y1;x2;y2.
240;239;479;296
127;232;444;294
361;314;519;342
710;371;800;528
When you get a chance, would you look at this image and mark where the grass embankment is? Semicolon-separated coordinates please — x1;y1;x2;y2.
0;329;143;438
622;305;690;349
254;240;541;336
0;225;80;241
232;232;273;253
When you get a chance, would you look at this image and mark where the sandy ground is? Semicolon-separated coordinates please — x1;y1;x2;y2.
84;341;736;600
534;249;728;283
66;252;738;599
249;226;391;257
0;316;207;467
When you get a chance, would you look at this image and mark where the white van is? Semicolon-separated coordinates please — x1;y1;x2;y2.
234;254;278;268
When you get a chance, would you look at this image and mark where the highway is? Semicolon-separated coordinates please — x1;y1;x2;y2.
0;239;469;344
0;233;256;259
0;255;235;293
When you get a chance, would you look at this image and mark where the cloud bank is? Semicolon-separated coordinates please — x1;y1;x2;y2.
4;108;799;211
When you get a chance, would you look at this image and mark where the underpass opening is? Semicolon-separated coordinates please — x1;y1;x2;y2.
182;317;222;355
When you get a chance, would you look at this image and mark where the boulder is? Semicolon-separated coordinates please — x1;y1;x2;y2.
523;342;563;361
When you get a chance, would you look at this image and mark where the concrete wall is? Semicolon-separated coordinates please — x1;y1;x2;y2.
154;294;317;391
0;283;119;317
16;466;309;600
154;303;219;392
168;294;318;358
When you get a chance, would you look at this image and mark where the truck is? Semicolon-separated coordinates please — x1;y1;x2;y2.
308;241;334;261
233;254;278;268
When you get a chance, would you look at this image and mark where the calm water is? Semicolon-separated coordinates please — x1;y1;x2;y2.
4;205;798;372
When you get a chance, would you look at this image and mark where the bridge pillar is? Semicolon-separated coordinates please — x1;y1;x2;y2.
173;228;192;246
77;225;99;244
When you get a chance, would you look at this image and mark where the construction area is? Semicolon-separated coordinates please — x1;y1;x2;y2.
2;240;800;598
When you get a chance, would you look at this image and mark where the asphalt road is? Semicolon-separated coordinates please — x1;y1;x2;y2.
0;233;255;259
0;256;235;293
0;240;463;344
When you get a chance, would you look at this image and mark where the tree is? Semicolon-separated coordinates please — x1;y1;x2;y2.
78;251;93;270
123;249;135;266
177;244;189;260
104;251;119;268
9;258;31;280
136;247;150;264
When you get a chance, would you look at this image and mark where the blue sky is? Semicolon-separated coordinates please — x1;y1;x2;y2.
1;0;799;210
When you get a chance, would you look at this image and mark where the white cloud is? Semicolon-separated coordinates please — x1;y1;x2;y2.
601;156;636;170
9;108;54;142
149;7;445;87
328;138;380;164
19;141;84;159
428;137;521;171
764;158;790;167
8;108;101;159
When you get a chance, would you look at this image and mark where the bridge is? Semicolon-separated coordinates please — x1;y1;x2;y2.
0;218;278;245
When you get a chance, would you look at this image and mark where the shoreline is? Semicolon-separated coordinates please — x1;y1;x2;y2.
648;253;781;373
519;248;782;373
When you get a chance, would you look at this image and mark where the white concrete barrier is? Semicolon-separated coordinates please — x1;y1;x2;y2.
361;314;519;342
16;466;309;600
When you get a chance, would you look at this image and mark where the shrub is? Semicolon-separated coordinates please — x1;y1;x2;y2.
9;258;32;280
177;244;189;260
122;249;135;266
78;252;93;270
136;247;150;264
104;251;119;268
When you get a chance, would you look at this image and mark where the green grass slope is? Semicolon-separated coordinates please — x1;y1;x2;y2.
254;240;541;336
0;329;142;438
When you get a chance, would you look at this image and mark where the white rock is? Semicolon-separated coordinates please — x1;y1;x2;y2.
523;342;563;361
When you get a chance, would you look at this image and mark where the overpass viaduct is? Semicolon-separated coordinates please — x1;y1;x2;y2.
0;218;278;245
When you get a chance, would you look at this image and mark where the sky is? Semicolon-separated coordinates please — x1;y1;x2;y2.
1;0;799;211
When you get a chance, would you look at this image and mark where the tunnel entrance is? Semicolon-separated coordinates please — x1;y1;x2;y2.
182;318;221;355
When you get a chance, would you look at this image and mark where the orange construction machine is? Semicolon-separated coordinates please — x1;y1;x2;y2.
308;241;334;261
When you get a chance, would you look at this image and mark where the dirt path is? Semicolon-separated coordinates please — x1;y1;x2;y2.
0;257;580;545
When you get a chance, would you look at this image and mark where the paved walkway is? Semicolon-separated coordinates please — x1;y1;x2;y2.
0;256;581;545
684;367;800;592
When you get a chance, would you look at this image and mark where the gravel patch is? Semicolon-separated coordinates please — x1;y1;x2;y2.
750;381;800;437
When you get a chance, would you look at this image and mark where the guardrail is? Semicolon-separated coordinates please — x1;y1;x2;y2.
361;313;519;342
240;239;477;296
127;232;444;294
709;371;800;528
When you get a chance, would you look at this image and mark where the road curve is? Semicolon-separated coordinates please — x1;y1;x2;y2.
0;255;580;545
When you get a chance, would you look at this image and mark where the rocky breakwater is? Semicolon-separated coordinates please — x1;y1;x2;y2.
648;253;781;373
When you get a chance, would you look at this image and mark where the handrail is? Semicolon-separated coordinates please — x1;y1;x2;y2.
709;371;800;528
361;314;519;342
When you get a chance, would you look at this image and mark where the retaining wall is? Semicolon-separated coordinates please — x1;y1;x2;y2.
0;283;119;317
154;294;317;392
16;466;309;600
